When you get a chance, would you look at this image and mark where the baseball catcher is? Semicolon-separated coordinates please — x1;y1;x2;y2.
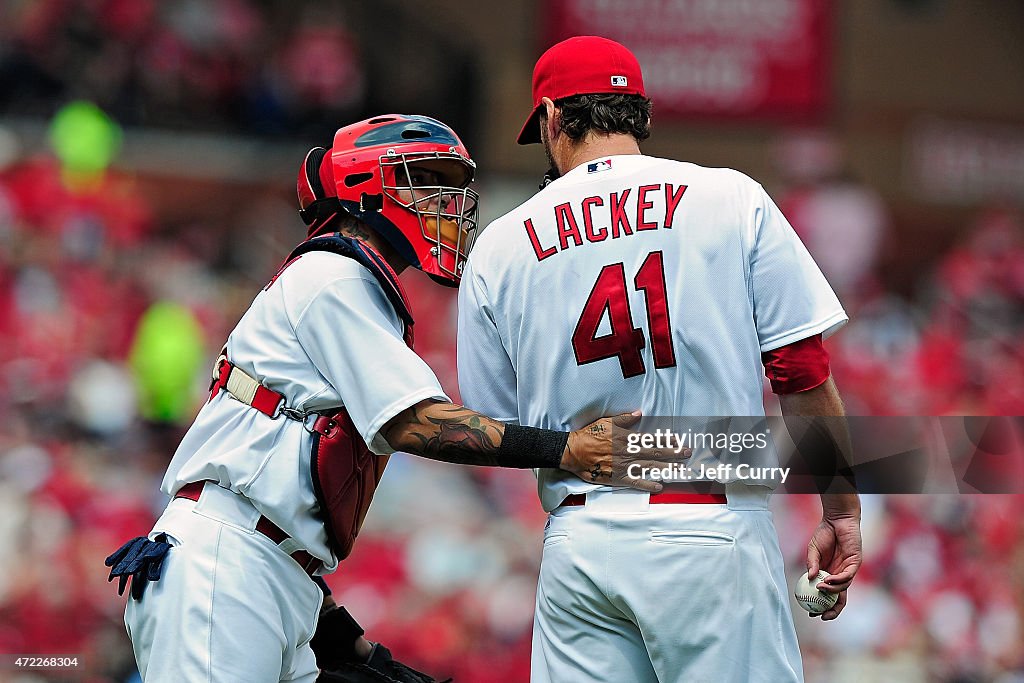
105;114;673;683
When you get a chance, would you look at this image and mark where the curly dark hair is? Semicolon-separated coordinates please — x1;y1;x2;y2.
544;93;653;143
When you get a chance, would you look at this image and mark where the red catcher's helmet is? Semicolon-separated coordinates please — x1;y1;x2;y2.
297;114;479;286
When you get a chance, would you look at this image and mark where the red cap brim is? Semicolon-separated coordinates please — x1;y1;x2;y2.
516;106;543;145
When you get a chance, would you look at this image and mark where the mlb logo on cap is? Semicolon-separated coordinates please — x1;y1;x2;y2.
517;36;647;145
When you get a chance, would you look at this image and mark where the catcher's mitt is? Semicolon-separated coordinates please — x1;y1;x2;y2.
317;643;451;683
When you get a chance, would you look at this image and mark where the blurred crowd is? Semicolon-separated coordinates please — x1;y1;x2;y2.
1;25;1023;679
0;0;366;139
770;130;1024;419
0;0;478;146
1;145;1022;682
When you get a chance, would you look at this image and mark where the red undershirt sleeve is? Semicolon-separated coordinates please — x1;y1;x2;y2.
761;334;830;394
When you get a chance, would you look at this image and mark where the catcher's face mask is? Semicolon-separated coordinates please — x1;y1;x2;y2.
382;154;479;283
323;115;480;287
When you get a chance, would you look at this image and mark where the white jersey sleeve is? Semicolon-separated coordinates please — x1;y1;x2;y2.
749;185;848;352
456;258;519;423
294;273;449;454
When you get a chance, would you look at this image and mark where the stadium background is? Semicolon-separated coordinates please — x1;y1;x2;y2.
0;0;1022;681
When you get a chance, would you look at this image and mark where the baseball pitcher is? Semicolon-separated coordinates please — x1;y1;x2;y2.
457;37;863;683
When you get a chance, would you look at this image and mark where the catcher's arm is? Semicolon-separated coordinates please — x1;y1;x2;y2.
382;398;665;493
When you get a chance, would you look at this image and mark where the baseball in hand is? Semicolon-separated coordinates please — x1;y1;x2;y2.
794;570;838;614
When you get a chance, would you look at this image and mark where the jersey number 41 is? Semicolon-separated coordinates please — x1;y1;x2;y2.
571;250;677;379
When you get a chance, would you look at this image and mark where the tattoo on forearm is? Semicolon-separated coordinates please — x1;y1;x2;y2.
385;402;503;466
589;463;603;481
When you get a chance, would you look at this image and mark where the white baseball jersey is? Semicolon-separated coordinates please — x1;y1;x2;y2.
162;250;448;571
458;154;846;512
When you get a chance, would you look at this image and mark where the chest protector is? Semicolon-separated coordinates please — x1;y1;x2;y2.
268;234;414;561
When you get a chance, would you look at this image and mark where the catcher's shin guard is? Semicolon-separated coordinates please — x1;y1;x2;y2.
316;643;451;683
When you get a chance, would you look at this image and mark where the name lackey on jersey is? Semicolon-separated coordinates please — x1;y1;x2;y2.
524;180;688;260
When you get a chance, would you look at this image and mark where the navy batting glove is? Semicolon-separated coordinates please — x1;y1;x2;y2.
104;535;172;600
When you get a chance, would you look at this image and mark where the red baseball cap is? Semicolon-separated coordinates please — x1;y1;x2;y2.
517;35;646;145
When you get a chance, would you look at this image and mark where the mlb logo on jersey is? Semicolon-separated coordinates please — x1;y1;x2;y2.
611;75;628;87
587;159;612;173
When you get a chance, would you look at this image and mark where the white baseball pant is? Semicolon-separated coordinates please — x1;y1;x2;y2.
531;486;803;683
125;483;324;683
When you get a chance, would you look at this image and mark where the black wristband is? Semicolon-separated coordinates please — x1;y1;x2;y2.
310;605;365;668
496;424;568;469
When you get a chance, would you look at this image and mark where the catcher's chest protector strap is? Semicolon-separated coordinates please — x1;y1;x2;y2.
268;233;415;348
261;234;415;560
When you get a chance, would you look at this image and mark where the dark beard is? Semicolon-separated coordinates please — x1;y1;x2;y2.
539;127;560;189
